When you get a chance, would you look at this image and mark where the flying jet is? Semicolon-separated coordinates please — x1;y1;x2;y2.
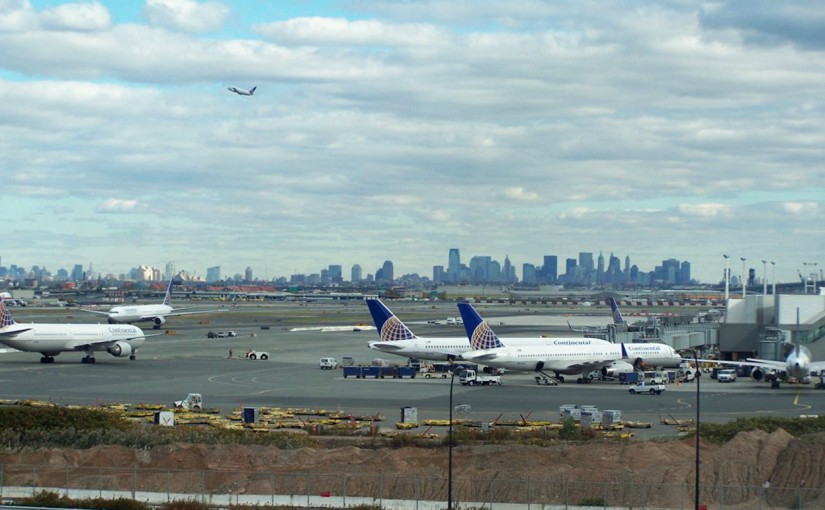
365;298;603;362
80;274;223;329
457;302;683;384
0;299;145;364
227;86;256;96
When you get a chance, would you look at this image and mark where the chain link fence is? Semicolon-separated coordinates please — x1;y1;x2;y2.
1;463;823;509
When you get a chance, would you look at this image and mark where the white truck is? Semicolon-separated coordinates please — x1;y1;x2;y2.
459;369;501;386
628;382;665;395
174;393;203;411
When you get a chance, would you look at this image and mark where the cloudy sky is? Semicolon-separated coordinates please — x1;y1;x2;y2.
1;0;823;284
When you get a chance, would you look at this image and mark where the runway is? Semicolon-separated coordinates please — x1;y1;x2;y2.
1;301;823;439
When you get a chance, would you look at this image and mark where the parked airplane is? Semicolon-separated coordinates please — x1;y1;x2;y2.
0;299;145;364
365;298;605;362
227;86;256;96
81;275;221;329
701;343;825;389
457;302;683;384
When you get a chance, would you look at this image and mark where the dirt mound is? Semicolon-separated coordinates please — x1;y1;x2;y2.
2;430;824;507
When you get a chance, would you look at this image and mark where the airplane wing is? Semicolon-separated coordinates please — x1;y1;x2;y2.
77;308;111;316
696;358;786;371
806;362;825;373
71;332;162;350
0;326;33;336
164;309;227;318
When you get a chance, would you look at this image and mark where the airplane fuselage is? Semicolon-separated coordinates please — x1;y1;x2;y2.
0;323;145;354
106;304;173;324
369;336;613;362
461;342;681;374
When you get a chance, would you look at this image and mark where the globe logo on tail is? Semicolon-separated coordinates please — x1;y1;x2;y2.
380;316;415;341
470;322;499;350
0;300;15;328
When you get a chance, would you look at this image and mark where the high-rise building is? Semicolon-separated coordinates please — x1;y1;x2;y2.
71;264;84;282
377;260;394;282
165;262;176;281
680;261;691;285
432;265;444;284
448;248;461;283
351;264;362;283
542;255;558;283
245;266;253;283
597;251;605;283
206;266;221;283
565;258;576;282
328;265;342;284
522;263;536;284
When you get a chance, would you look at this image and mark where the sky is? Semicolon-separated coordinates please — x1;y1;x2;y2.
1;0;824;284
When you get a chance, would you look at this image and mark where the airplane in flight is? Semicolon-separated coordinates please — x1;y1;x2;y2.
81;275;222;329
0;299;146;364
227;86;256;96
457;302;683;384
365;298;609;362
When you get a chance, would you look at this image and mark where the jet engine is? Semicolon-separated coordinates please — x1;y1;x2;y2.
153;316;167;329
751;367;764;381
535;361;545;371
107;341;133;358
633;357;646;370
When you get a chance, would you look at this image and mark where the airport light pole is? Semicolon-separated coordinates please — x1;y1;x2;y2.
741;257;747;298
723;255;730;301
771;261;776;296
762;260;768;295
691;348;701;510
448;370;455;510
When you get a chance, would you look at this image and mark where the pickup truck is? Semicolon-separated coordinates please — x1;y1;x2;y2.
628;382;665;395
459;369;501;386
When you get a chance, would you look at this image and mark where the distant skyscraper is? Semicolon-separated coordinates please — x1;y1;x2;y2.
206;266;221;283
542;255;558;283
165;261;176;281
503;255;513;283
448;248;461;283
328;265;342;283
522;263;536;284
597;251;605;283
432;265;444;284
565;258;576;282
377;260;394;282
71;264;84;281
351;264;362;282
245;266;253;283
680;261;691;285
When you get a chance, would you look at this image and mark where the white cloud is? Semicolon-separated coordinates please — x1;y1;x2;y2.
255;17;448;47
504;187;539;202
783;202;819;215
97;198;142;213
40;2;110;32
0;0;36;31
678;203;733;218
143;0;228;33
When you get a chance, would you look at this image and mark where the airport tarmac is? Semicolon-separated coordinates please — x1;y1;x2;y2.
1;301;823;439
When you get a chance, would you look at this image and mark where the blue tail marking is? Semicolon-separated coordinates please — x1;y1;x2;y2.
365;299;416;341
608;297;625;325
162;275;180;307
457;303;504;350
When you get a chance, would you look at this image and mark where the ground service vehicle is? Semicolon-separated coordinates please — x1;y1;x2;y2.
244;350;269;360
459;369;501;386
174;393;203;411
717;368;737;382
628;382;665;395
320;357;338;369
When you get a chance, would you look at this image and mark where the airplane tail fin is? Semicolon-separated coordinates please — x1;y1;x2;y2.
608;297;625;324
457;302;504;350
162;276;177;306
249;86;257;95
0;298;17;328
366;299;416;341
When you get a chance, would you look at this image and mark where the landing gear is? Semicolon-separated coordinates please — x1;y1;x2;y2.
39;356;55;364
129;354;136;360
81;356;96;364
771;380;781;389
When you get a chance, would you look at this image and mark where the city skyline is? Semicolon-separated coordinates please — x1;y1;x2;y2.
0;247;807;288
2;1;823;285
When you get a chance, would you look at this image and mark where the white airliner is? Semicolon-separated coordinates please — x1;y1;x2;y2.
364;298;609;362
457;302;683;383
701;343;825;389
227;86;256;96
81;275;222;329
0;299;145;364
